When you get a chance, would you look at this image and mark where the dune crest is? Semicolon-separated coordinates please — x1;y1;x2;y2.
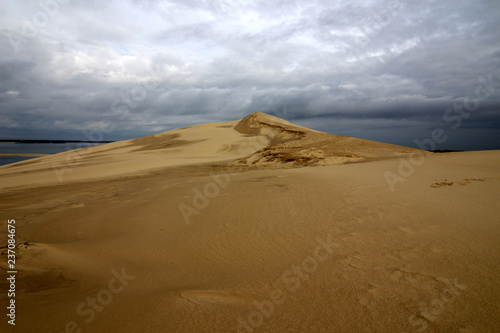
232;112;429;167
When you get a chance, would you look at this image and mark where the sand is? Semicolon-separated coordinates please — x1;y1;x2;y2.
0;112;499;332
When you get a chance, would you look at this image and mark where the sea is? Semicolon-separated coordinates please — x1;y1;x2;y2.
0;142;103;167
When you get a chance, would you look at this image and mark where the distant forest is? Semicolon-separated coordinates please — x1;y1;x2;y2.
429;150;465;153
0;140;114;144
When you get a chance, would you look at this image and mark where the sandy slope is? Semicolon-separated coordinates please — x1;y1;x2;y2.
0;112;426;191
0;118;268;191
0;113;499;332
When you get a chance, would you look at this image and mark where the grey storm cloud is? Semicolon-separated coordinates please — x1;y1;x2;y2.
1;0;499;150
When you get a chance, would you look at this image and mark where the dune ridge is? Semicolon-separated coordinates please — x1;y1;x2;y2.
232;112;429;167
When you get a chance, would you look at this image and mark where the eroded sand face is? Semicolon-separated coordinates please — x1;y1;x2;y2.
0;113;499;332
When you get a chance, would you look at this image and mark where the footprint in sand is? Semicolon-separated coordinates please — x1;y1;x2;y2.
179;290;238;307
397;227;415;234
53;203;85;211
358;285;382;310
431;177;494;188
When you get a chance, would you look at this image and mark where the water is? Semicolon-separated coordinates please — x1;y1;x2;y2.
0;156;33;165
0;142;103;167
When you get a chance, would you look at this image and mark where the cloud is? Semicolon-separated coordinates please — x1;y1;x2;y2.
0;0;499;150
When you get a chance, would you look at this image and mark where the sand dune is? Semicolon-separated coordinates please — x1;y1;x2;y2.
0;118;267;190
233;112;429;167
0;113;499;332
0;112;426;191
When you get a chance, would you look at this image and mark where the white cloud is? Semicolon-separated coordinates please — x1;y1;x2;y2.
0;0;499;149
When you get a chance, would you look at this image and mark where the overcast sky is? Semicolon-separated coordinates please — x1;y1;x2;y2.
1;0;499;150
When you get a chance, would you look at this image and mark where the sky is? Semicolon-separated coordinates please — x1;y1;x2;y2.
1;0;499;150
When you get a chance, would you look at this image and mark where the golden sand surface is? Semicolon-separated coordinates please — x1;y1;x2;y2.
0;113;499;332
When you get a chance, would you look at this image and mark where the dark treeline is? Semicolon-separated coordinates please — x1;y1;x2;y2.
428;149;465;153
0;140;114;144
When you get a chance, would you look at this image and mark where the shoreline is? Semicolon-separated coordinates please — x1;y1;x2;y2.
0;153;49;157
